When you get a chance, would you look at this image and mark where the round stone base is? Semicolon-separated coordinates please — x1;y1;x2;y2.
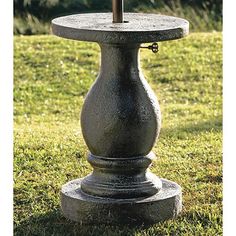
61;178;182;225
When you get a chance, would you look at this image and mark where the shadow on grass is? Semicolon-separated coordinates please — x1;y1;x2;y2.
160;118;222;138
15;209;222;236
14;208;152;236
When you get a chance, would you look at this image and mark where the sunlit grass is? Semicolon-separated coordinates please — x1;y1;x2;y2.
14;32;222;235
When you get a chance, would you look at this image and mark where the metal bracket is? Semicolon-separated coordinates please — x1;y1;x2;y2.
140;42;159;53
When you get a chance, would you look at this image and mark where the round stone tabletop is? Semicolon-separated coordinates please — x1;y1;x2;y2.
52;13;189;44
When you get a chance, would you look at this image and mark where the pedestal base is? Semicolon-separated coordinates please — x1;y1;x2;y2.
61;178;182;225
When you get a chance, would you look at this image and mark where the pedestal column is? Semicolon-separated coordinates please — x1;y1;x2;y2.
52;12;189;225
60;43;182;225
80;43;162;199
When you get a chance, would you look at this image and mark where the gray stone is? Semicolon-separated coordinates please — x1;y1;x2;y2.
61;178;182;225
51;12;189;226
79;42;163;203
52;13;189;43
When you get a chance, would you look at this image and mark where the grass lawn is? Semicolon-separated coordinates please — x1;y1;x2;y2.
14;32;222;235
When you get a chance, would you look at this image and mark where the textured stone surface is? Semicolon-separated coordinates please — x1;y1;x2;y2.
61;178;182;225
81;153;162;199
52;13;189;43
79;43;163;200
81;43;161;158
52;12;189;225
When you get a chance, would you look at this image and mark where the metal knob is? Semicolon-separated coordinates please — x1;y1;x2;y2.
140;42;159;53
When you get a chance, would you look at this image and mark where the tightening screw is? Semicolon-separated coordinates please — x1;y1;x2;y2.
140;42;159;53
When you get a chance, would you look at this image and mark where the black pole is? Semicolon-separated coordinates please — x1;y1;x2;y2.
112;0;123;23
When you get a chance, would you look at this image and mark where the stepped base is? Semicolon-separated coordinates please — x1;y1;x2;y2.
61;178;182;225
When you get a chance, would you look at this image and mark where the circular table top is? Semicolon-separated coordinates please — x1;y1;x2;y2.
52;13;189;44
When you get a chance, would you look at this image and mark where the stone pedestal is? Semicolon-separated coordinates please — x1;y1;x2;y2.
52;13;189;225
61;178;182;225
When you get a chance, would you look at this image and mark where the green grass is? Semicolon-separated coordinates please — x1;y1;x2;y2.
14;32;222;235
